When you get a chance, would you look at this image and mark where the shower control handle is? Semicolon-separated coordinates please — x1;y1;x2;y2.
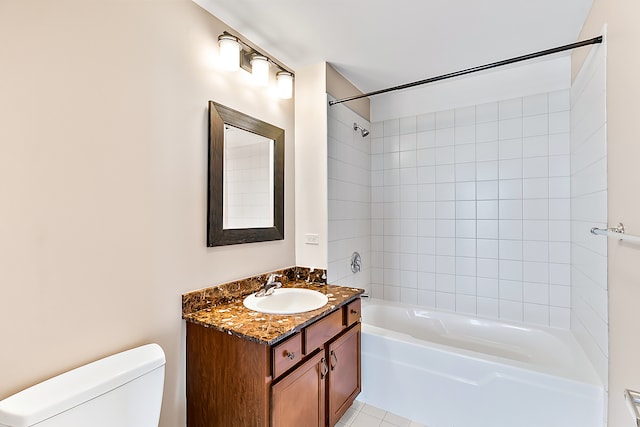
350;251;361;273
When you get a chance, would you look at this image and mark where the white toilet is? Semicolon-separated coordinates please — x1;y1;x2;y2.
0;343;165;427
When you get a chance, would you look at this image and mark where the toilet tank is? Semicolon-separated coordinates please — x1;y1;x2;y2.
0;343;165;427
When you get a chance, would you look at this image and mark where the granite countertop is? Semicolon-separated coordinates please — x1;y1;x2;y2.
182;273;363;346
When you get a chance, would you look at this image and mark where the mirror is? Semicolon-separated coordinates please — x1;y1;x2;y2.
207;101;284;247
223;124;274;229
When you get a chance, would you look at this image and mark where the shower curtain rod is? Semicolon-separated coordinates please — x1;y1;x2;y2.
328;35;603;106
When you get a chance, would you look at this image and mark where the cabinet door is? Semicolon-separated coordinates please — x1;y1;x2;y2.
272;350;327;427
327;323;361;427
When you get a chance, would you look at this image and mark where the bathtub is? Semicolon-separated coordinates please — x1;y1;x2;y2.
358;298;604;427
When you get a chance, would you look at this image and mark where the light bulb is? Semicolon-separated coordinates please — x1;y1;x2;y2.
251;55;270;87
277;72;293;99
218;34;240;71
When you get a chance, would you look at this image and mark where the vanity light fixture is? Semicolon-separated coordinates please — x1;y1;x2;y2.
276;72;293;99
218;34;241;71
217;31;294;99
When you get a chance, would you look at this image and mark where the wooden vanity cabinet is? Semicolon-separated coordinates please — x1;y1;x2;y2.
186;297;361;427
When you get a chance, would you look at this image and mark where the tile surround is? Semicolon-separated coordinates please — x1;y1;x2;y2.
329;75;607;389
366;91;572;326
327;96;372;291
570;42;608;386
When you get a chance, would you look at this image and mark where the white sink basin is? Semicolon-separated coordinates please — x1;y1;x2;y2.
243;288;329;315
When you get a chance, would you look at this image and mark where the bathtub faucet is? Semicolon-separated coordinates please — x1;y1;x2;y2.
255;274;282;297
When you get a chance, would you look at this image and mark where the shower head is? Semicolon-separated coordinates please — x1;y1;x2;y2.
353;122;370;138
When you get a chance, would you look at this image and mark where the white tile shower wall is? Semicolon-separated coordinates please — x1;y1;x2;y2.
371;91;572;327
327;97;371;292
570;42;608;386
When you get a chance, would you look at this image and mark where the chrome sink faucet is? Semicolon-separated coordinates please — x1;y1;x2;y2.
255;274;282;297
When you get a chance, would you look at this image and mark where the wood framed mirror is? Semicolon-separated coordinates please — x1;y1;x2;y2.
207;101;284;247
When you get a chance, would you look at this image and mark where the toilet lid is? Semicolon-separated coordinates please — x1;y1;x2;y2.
0;344;165;427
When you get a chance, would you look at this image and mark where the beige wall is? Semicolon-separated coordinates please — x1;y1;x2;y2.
0;1;295;426
573;1;640;425
326;63;370;121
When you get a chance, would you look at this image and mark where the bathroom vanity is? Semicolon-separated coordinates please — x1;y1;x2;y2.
182;269;363;427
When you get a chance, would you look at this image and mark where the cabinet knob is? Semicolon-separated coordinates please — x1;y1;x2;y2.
350;309;359;315
285;351;296;360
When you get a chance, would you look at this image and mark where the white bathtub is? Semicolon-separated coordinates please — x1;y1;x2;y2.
358;298;604;427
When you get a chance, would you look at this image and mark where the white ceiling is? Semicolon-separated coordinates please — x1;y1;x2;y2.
194;0;594;94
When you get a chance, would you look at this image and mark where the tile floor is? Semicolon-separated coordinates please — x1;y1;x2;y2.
336;400;426;427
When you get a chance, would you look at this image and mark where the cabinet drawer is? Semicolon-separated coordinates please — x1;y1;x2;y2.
305;309;343;354
273;332;303;379
345;299;361;326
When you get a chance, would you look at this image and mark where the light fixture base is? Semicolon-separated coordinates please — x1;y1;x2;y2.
239;49;253;73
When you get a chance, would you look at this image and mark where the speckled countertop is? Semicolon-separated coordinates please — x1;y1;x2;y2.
182;267;364;345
